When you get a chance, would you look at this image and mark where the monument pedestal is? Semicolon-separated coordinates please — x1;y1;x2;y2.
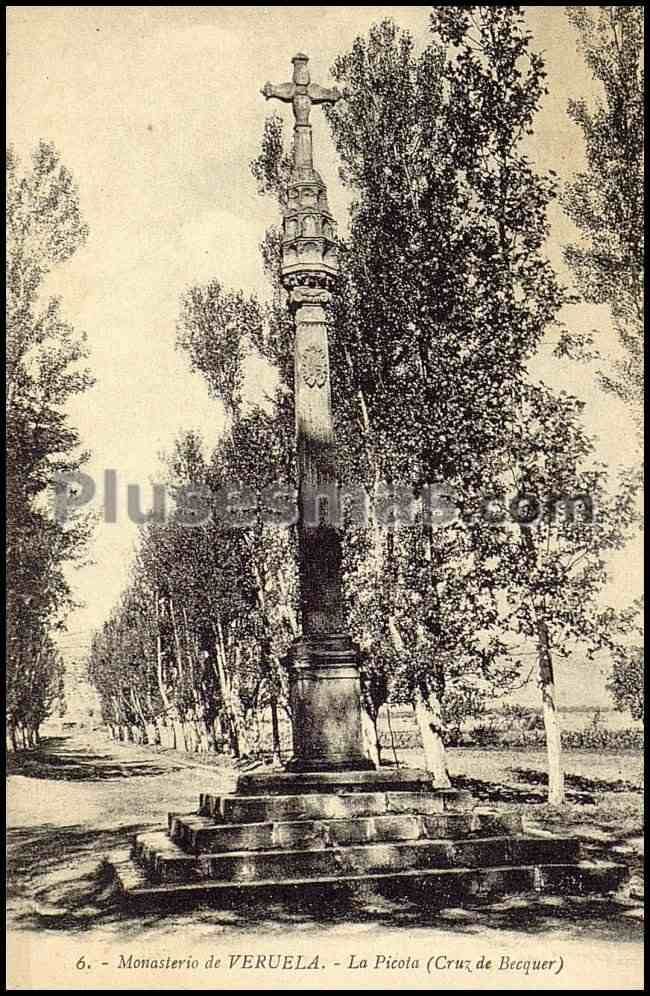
284;634;374;773
108;593;628;908
108;622;627;913
109;645;628;909
109;779;627;909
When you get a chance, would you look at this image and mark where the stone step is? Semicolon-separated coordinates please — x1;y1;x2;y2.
169;809;523;854
196;835;581;883
111;849;628;908
198;788;473;824
132;830;199;884
235;767;436;795
134;829;579;884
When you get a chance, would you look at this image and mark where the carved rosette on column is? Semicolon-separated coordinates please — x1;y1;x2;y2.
261;54;373;772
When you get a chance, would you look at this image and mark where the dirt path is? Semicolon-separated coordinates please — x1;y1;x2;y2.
7;733;644;990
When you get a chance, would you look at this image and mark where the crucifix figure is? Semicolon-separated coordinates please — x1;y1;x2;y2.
262;53;345;173
259;55;374;773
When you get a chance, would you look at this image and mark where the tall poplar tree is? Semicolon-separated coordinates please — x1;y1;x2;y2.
563;5;644;436
6;142;93;747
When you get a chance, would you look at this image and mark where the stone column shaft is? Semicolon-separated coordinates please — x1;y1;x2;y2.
262;52;374;773
286;288;371;772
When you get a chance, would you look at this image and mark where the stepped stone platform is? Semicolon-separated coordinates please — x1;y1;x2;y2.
109;767;628;909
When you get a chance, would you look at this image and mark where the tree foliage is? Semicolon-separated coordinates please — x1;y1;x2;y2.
563;5;644;430
603;596;644;722
88;420;298;759
6;141;93;748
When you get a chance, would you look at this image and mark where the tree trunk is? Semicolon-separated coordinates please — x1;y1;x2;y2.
269;696;282;767
130;688;148;732
172;717;186;752
192;719;206;754
387;615;450;783
212;716;224;750
214;621;240;758
229;655;250;757
158;718;175;749
224;711;239;757
520;529;566;806
197;718;210;754
536;616;565;805
361;707;381;767
154;595;173;714
413;688;451;788
186;720;200;753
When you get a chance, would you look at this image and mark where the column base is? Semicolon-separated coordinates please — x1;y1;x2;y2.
284;756;376;774
236;766;437;795
285;633;375;774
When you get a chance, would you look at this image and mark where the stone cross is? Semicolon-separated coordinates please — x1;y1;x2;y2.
261;53;344;172
260;55;373;774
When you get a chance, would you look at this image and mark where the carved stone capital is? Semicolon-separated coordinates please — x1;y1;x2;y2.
284;270;336;288
287;284;332;310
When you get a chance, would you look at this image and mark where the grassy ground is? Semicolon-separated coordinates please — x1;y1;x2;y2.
399;745;644;900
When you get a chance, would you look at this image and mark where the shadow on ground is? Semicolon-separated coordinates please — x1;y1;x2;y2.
7;737;176;781
454;773;598;805
511;767;643;795
7;821;145;930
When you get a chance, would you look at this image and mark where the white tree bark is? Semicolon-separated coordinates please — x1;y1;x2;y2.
541;680;565;805
534;603;566;805
361;707;380;767
387;615;450;784
521;530;566;806
413;687;451;787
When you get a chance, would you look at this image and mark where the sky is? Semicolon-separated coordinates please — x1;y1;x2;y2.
7;6;642;703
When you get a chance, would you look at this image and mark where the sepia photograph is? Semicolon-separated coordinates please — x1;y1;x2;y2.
6;5;644;990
